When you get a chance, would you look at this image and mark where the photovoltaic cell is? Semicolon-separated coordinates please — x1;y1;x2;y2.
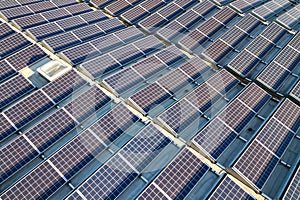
42;70;87;104
137;184;169;200
96;18;126;33
283;166;300;200
0;33;31;58
0;161;66;200
72;24;104;42
27;23;64;41
130;83;172;113
155;45;186;66
119;123;171;172
64;3;92;15
290;81;300;102
179;57;211;80
55;16;88;32
208;176;255;200
41;8;72;22
133;35;164;54
80;10;108;24
76;154;138;199
1;6;33;20
150;148;210;200
233;140;279;189
0;114;17;141
43;32;81;53
109;44;144;65
0;136;39;183
0;60;17;82
0;23;15;39
3;90;55;129
193;118;237;160
158;99;202;134
6;44;47;71
0;74;35;109
64;85;111;123
131;56;166;79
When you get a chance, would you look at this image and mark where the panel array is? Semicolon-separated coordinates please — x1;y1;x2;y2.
0;33;31;59
276;5;300;30
230;0;267;13
0;23;15;39
0;60;17;83
282;165;300;200
290;80;300;103
0;114;17;141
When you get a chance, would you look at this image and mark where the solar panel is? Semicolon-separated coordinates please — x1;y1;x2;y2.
206;69;239;95
0;33;31;58
192;0;218;17
273;46;300;71
148;148;210;199
89;33;123;53
88;103;139;145
43;32;81;53
203;39;234;63
179;29;208;51
25;109;78;152
95;18;126;34
109;44;144;65
41;70;87;104
0;161;66;200
51;0;78;8
260;22;288;44
129;82;172;113
131;55;166;79
79;10;109;24
49;129;106;180
283;166;300;200
140;0;165;12
228;50;261;77
56;16;88;32
13;14;48;30
61;42;100;65
272;99;300;133
158;21;187;42
64;85;111;123
155;45;186;66
0;74;35;109
208;176;255;200
139;13;168;33
176;10;203;29
64;3;92;15
6;44;47;71
105;0;133;16
17;0;44;6
27;1;57;14
80;54;121;80
65;192;85;200
75;154;138;199
27;23;64;41
41;8;72;22
219;26;248;48
119;123;171;172
89;0;116;8
212;7;238;24
217;99;256;133
0;60;17;82
289;32;300;50
196;18;224;38
290;81;300;102
113;26;144;43
157;68;192;94
0;0;20;10
1;6;33;20
246;36;274;59
0;23;15;39
133;35;164;54
3;90;55;129
185;83;222;113
120;5;148;24
230;0;253;13
158;3;183;21
137;184;169;200
0;136;39;183
72;24;105;42
0;114;17;141
158;99;202;134
235;14;262;34
179;57;211;80
233;140;279;189
103;67;144;95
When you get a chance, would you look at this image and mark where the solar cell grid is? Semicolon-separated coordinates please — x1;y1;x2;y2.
0;136;39;183
219;26;248;47
176;9;203;29
131;55;166;79
133;35;164;54
130;83;172;113
158;99;201;134
42;70;87;104
90;34;123;53
208;176;255;200
237;84;271;112
256;118;294;157
258;62;290;91
0;60;17;82
105;0;132;16
104;67;144;94
217;99;255;133
80;10;108;24
139;13;168;33
260;22;288;44
230;0;253;13
121;5;148;24
80;53;121;79
273;99;300;133
114;26;144;43
0;161;66;200
96;18;126;34
193;118;237;159
17;0;43;5
1;6;33;20
28;23;64;41
65;192;84;200
158;3;183;21
0;0;20;10
44;32;81;53
0;114;17;141
185;83;222;113
0;33;31;58
64;85;111;123
88;103;139;145
179;57;211;80
56;16;88;32
274;46;300;71
64;3;92;15
120;123;171;172
0;23;15;39
213;7;238;25
3;90;55;129
41;8;72;22
51;0;78;8
141;0;165;12
246;36;274;59
277;12;299;30
179;29;208;51
175;0;198;9
203;39;233;63
197;18;224;38
153;148;210;200
13;14;48;30
89;0;116;8
155;45;186;66
157;68;192;94
234;140;279;189
137;184;169;200
158;21;187;41
290;81;300;102
6;44;47;71
50;129;106;179
110;44;144;65
289;33;300;50
72;24;104;42
0;75;35;109
283;166;300;200
192;0;218;17
252;5;274;21
27;1;57;13
61;42;100;65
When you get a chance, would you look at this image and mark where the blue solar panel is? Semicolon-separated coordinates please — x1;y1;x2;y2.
0;60;17;83
0;114;17;142
0;33;31;58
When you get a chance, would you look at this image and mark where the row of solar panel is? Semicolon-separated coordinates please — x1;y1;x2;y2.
27;9;107;41
0;0;46;10
138;0;199;33
104;0;145;16
202;14;263;65
282;165;300;200
89;0;116;8
102;45;188;96
157;0;219;43
0;84;112;185
179;7;240;53
0;0;79;21
0;33;31;59
276;4;300;30
79;35;164;80
230;0;268;13
233;99;300;190
42;17;133;53
228;22;293;79
0;70;87;142
12;3;97;30
0;23;15;39
290;80;300;103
